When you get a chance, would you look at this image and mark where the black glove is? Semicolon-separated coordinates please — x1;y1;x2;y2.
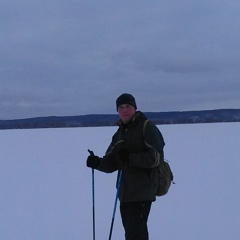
118;147;130;161
86;155;100;169
117;147;130;169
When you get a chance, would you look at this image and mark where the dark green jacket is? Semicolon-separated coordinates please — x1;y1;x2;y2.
97;111;165;202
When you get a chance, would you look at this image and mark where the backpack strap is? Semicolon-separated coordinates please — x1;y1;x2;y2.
143;119;150;136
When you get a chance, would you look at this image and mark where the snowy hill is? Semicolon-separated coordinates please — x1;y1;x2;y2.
1;123;240;240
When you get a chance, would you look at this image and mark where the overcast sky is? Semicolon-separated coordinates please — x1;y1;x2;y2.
1;0;240;120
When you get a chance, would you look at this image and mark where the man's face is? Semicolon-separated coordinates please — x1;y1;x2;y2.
118;104;136;124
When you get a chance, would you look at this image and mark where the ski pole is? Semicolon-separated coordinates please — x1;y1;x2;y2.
88;149;95;240
108;169;123;240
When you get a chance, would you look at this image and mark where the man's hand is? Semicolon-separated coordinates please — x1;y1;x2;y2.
86;155;100;169
118;147;130;161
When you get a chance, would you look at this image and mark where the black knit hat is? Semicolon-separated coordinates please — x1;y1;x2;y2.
116;93;137;111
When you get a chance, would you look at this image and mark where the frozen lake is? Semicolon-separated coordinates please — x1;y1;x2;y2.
1;122;240;240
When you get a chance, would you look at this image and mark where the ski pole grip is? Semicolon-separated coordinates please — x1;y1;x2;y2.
88;149;95;156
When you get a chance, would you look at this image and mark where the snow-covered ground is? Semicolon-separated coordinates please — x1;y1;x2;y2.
1;122;240;240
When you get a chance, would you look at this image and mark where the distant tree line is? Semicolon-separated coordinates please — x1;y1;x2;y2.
0;109;239;130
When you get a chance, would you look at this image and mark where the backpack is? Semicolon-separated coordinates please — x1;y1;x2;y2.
143;120;175;196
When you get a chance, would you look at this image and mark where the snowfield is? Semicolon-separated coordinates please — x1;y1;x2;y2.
1;122;240;240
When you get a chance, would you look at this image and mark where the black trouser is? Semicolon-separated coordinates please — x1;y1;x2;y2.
120;201;152;240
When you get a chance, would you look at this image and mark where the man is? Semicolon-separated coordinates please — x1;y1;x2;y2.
86;93;165;240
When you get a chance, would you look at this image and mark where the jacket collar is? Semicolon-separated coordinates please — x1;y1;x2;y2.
116;111;147;128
